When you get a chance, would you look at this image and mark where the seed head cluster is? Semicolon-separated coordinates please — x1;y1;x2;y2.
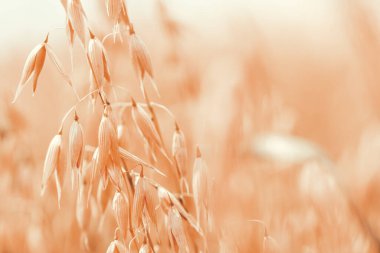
14;0;213;252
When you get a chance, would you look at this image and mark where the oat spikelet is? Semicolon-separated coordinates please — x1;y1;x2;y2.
98;110;115;184
131;168;158;228
41;132;62;195
106;0;123;24
88;71;98;109
107;158;121;187
129;28;159;95
192;147;208;227
117;123;128;148
13;36;47;103
172;123;187;174
67;0;88;47
87;31;111;88
129;29;153;79
158;186;203;236
69;113;84;189
168;206;190;253
139;244;153;253
101;156;110;188
144;182;158;225
106;239;126;253
55;146;67;208
69;113;84;169
91;147;106;183
131;98;161;147
102;108;119;161
112;191;130;241
132;171;145;228
158;186;171;213
106;0;124;41
172;123;189;192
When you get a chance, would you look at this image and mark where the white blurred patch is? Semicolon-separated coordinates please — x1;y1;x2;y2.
251;133;322;164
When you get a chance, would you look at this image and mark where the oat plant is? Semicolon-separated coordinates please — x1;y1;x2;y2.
13;1;211;252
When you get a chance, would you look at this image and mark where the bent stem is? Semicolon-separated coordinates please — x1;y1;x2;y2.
59;88;101;131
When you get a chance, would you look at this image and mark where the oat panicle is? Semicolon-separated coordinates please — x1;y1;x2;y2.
14;1;218;252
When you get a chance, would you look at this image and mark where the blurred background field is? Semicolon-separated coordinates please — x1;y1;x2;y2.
2;0;380;252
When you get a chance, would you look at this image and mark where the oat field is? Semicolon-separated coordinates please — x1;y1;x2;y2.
2;0;380;252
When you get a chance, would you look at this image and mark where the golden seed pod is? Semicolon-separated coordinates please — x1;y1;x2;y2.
88;35;104;87
159;186;204;237
55;146;67;208
132;174;145;229
158;186;171;214
131;169;158;227
172;123;186;156
107;156;124;188
67;0;88;47
144;182;158;225
99;109;119;172
69;114;84;170
168;206;189;253
112;191;129;241
172;123;188;178
98;113;112;165
106;0;123;23
41;133;62;195
131;98;161;147
117;124;128;148
13;37;47;103
88;71;98;110
69;114;84;190
192;147;208;227
139;244;153;253
106;239;126;253
91;147;104;183
129;32;153;79
87;32;110;88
